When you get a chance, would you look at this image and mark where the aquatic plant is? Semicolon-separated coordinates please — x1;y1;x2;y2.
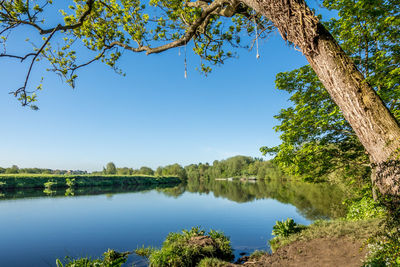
56;249;129;267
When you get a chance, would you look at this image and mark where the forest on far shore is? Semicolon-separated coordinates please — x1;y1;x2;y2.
0;155;283;181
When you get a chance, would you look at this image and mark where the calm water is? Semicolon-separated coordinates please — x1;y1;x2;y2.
0;180;345;266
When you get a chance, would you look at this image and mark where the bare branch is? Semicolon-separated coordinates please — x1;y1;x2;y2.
67;49;108;79
0;52;36;62
11;25;60;106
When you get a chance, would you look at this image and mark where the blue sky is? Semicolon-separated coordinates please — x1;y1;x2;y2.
0;1;330;171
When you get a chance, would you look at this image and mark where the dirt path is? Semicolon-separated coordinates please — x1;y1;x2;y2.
233;237;367;267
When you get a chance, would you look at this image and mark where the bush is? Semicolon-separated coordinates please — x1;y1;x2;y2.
138;227;234;267
346;197;385;221
44;180;56;189
363;238;400;266
66;178;76;188
272;218;304;238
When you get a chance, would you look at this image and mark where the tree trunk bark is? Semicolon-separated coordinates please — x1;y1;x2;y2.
242;0;400;196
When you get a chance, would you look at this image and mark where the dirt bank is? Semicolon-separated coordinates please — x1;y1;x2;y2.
232;236;367;267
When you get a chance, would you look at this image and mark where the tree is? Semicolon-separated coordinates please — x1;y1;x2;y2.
262;0;400;186
139;166;154;175
162;163;187;180
116;167;133;175
1;0;399;196
105;162;117;175
5;165;19;174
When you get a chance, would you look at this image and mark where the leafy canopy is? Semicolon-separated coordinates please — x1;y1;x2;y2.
0;0;268;108
261;0;400;181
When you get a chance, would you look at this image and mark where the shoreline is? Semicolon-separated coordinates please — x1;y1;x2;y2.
0;174;181;190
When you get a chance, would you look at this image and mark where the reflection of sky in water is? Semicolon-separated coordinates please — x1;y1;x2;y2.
0;190;310;266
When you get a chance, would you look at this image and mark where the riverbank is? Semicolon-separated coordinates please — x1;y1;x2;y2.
0;174;181;190
233;218;383;267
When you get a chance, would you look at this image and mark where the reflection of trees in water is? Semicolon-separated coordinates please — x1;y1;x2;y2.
182;179;346;220
0;183;180;200
0;179;345;220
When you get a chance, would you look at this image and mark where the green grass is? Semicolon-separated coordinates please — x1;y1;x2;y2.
56;249;130;267
197;257;230;267
269;218;384;252
0;174;181;190
135;227;234;267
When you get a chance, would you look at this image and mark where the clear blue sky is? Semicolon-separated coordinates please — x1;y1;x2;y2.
0;1;330;171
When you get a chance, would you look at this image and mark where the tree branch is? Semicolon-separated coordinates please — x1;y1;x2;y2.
11;25;59;106
107;0;240;55
1;0;95;35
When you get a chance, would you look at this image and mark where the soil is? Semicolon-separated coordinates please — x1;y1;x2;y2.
231;237;367;267
189;236;215;247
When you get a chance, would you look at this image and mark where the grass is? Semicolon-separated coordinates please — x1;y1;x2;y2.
135;227;234;267
0;174;181;190
269;218;384;252
197;257;230;267
56;249;130;267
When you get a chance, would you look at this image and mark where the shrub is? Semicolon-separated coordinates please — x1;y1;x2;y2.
44;180;56;189
66;178;76;188
140;227;234;267
272;218;304;238
363;238;400;266
346;197;385;221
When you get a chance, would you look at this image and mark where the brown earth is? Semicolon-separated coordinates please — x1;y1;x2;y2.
189;236;215;247
231;237;367;267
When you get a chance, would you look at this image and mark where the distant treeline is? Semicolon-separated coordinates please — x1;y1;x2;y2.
184;155;284;181
94;156;284;181
0;165;87;175
1;155;283;181
0;175;181;190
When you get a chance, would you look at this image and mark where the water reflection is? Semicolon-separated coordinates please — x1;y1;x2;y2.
1;178;346;220
0;178;346;267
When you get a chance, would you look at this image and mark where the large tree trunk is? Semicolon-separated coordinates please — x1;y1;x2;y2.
242;0;400;196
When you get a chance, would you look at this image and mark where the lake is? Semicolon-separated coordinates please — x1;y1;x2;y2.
0;179;345;266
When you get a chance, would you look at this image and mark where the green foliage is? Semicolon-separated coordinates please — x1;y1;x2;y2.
156;163;187;180
44;180;56;189
142;227;234;267
197;257;228;267
0;166;87;175
0;174;180;190
134;245;155;259
186;179;346;220
262;0;400;183
362;201;400;266
261;65;370;182
0;0;265;105
269;218;383;252
185;156;284;182
66;178;76;188
346;197;386;221
363;238;400;267
5;165;19;174
56;249;129;267
105;162;117;175
272;218;304;238
139;167;154;176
